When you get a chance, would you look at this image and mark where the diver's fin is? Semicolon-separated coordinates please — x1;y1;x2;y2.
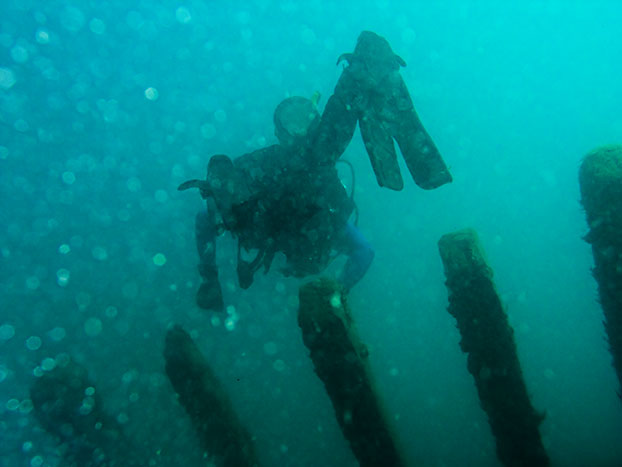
389;78;452;190
343;31;451;190
359;108;404;191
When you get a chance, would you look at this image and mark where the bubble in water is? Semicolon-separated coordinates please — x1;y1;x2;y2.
144;87;159;101
30;455;43;467
59;243;71;254
225;317;236;331
272;359;286;372
22;440;33;452
154;189;168;203
56;269;70;287
122;369;137;384
11;45;29;64
176;7;192;24
76;291;91;309
79;396;95;415
25;276;40;290
214;109;227;123
62;171;76;184
126;11;143;30
48;326;66;341
19;399;33;414
60;6;85;32
56;353;71;366
89;18;106;35
0;68;16;90
263;341;278;356
201;123;216;139
0;365;8;382
105;306;118;318
300;26;316;45
84;318;102;337
152;253;166;266
41;358;56;371
0;324;16;340
85;386;95;396
126;177;142;192
6;399;20;411
26;336;42;350
14;119;29;132
329;293;341;308
172;164;185;178
117;209;131;222
35;29;49;44
92;246;108;261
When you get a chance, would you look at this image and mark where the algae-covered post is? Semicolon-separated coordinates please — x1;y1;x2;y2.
579;144;622;400
30;358;142;466
438;229;549;467
298;278;405;467
163;325;260;467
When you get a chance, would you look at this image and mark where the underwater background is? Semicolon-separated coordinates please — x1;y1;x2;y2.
1;0;621;465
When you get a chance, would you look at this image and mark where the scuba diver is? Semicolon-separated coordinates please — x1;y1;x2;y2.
179;31;452;311
180;95;374;311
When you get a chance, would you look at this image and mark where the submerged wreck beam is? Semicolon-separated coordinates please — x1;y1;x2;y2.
30;359;142;466
298;278;404;467
438;229;549;467
579;144;622;400
164;325;259;467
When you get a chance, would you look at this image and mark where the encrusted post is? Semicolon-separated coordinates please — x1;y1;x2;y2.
30;359;141;466
438;229;549;466
298;278;404;467
579;144;622;399
164;325;260;467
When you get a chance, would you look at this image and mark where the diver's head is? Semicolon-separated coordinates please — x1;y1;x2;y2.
273;96;320;149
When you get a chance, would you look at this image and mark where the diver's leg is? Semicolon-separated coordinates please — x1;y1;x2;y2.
337;223;375;291
195;210;224;311
334;31;451;190
312;89;359;166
